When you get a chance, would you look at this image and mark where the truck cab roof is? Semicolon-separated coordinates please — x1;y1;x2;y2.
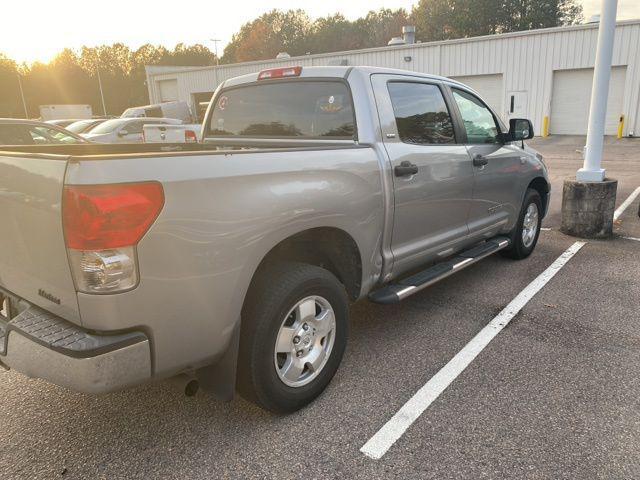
221;66;469;90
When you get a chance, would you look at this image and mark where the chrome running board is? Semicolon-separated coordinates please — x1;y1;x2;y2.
369;236;510;304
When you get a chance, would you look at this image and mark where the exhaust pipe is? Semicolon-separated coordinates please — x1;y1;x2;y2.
168;373;200;397
402;26;416;45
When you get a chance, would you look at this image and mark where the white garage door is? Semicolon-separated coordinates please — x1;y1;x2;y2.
449;74;504;117
550;67;626;135
158;79;178;103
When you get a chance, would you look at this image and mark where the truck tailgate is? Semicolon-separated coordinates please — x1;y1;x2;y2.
143;124;199;143
0;154;80;323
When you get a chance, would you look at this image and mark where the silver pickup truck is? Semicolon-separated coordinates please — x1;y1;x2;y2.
0;66;549;413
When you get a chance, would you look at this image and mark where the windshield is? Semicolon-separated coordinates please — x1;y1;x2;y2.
208;80;355;138
89;119;129;134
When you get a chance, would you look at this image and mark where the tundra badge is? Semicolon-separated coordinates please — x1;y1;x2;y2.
38;289;61;305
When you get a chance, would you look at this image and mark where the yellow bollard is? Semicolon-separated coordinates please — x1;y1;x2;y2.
617;114;625;139
542;116;550;137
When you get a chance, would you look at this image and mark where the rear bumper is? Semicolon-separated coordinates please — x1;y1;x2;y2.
1;297;151;394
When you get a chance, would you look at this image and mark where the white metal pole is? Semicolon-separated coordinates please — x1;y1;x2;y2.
17;74;29;118
210;38;220;66
97;68;107;116
577;0;618;182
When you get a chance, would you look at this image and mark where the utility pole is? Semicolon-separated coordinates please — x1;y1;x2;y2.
210;38;221;66
17;74;28;118
561;0;619;239
577;0;618;182
96;67;107;116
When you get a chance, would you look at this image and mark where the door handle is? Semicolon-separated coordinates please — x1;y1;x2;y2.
394;161;419;177
473;154;488;167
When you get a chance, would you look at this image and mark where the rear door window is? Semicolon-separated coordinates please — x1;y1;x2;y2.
126;121;144;134
387;82;455;145
145;106;163;117
208;81;355;139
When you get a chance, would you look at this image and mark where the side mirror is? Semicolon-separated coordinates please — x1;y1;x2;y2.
118;130;129;137
508;118;534;141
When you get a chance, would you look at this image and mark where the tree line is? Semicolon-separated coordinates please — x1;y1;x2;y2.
0;44;216;118
221;0;582;63
0;0;582;118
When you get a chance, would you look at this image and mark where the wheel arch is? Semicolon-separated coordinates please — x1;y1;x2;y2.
527;176;550;218
247;227;363;302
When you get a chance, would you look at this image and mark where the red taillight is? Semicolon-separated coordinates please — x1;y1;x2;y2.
257;66;302;80
63;182;164;250
184;129;198;143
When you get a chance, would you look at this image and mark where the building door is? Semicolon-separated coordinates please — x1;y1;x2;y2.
158;79;179;103
550;67;626;135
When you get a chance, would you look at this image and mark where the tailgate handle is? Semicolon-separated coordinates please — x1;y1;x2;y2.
394;161;419;177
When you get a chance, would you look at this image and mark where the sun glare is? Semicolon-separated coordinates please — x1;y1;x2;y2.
3;44;62;65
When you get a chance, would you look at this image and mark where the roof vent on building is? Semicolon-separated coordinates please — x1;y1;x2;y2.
388;37;406;46
276;52;291;59
587;14;601;23
402;26;416;45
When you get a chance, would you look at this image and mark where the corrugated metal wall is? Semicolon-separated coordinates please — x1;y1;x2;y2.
147;20;640;136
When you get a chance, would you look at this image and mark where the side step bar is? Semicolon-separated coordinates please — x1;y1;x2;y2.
369;236;510;304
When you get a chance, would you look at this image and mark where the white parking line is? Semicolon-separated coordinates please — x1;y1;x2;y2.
614;186;640;221
360;241;587;460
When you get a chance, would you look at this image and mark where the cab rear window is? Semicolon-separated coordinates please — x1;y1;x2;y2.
208;81;355;139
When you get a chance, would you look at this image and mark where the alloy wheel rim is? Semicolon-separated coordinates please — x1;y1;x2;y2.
522;203;539;248
274;295;336;388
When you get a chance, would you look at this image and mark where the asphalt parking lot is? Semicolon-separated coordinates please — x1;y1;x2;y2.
1;136;639;479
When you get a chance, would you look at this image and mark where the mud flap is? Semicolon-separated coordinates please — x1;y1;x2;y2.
196;319;240;401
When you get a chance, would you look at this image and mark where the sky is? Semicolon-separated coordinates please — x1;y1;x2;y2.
1;0;639;64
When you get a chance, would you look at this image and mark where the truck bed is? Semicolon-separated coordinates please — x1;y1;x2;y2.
0;140;383;380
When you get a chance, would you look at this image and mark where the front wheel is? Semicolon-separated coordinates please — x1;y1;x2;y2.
502;188;542;259
237;262;349;413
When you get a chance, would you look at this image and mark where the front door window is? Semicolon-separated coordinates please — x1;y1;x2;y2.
452;89;500;144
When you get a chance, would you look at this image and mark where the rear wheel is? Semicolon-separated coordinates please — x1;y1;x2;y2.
238;262;349;413
502;188;542;259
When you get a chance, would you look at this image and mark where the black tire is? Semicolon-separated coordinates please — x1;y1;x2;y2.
237;262;349;413
502;188;543;260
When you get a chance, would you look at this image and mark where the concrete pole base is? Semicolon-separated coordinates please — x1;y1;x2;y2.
576;167;606;182
561;179;618;238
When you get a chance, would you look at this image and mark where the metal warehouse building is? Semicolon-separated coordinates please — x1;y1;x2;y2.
146;19;640;137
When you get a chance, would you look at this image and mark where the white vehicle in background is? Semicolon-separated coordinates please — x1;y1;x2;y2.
121;101;193;123
65;118;108;134
81;117;182;143
39;104;92;121
143;123;201;143
46;119;85;128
